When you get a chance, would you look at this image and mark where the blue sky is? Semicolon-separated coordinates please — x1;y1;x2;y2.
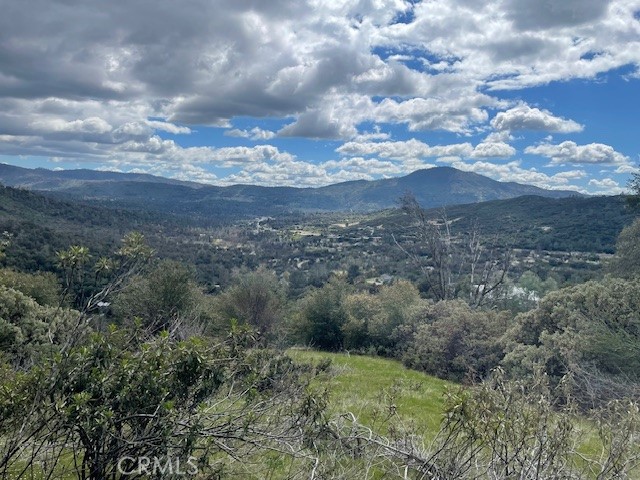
0;0;639;194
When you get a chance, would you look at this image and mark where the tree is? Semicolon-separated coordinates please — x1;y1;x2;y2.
400;300;511;382
214;268;286;339
627;168;640;210
0;285;78;366
113;259;202;333
396;193;511;307
0;232;11;265
0;269;61;307
346;264;360;284
295;279;349;351
608;217;640;278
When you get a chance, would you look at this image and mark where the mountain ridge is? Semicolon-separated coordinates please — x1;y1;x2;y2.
0;163;581;217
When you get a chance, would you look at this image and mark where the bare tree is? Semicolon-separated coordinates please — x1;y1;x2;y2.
394;193;511;307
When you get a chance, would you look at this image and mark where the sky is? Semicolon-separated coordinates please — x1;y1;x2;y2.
0;0;639;194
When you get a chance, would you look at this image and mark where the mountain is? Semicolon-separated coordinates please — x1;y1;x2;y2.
0;163;201;190
0;163;580;217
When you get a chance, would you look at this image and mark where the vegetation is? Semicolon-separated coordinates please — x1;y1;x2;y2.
0;180;639;478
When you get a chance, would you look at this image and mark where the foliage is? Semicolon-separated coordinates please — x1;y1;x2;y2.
0;327;327;479
0;268;61;307
0;232;10;264
627;169;640;210
112;259;203;333
342;280;423;353
213;268;286;340
293;279;350;351
0;285;78;366
517;270;559;298
608;217;640;278
399;300;512;382
503;277;640;406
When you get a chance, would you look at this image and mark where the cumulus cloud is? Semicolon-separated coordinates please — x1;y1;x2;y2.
372;95;494;134
525;141;630;165
450;159;587;191
336;139;474;161
224;127;276;140
29;117;113;135
0;0;637;187
491;105;584;133
471;142;516;158
588;177;625;194
145;121;191;135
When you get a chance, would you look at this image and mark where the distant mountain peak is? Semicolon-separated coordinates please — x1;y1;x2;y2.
0;163;581;217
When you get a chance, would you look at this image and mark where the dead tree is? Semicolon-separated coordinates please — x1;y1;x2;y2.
395;193;511;307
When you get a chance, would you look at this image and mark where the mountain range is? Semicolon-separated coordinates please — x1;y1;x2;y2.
0;163;580;217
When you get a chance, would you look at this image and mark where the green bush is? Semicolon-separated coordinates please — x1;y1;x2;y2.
400;300;511;382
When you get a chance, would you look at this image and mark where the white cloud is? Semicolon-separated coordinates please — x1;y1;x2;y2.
525;141;630;165
30;117;113;135
615;164;640;174
491;105;584;133
337;139;474;161
588;177;625;194
471;142;516;158
372;95;495;134
224;127;276;140
450;159;587;191
323;157;404;176
145;121;191;135
0;0;637;188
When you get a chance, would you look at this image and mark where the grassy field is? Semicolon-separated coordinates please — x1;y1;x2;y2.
287;349;454;442
288;350;640;480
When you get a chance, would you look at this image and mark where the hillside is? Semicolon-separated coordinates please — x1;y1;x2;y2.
0;164;580;218
0;184;632;287
0;185;179;271
368;194;635;253
288;350;451;440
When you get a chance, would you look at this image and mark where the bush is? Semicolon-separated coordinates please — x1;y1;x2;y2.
0;285;78;365
503;277;640;406
0;268;61;307
213;268;286;340
400;300;511;382
294;279;349;351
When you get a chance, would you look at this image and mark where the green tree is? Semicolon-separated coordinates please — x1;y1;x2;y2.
214;268;286;339
608;217;640;278
0;232;11;265
0;285;78;366
627;168;640;210
346;264;360;284
0;269;61;307
295;279;349;351
503;277;640;406
113;259;201;333
342;281;422;353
